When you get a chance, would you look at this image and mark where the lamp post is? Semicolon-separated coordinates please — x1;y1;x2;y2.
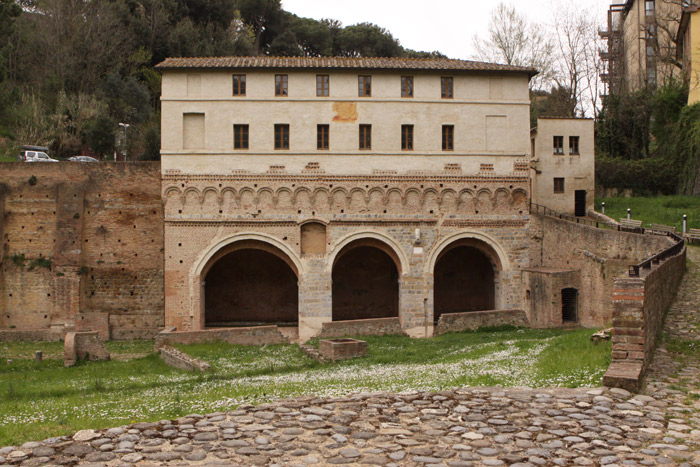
119;123;130;161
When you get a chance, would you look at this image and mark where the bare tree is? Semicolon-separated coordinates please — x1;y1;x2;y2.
472;3;556;90
551;1;605;118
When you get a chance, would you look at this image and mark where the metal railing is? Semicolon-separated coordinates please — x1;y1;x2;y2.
529;203;685;278
529;203;614;229
628;231;685;277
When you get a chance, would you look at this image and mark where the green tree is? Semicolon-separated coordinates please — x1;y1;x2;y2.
337;23;402;58
84;115;116;158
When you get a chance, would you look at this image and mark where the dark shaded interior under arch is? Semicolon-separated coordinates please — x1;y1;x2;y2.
332;246;399;321
205;249;298;326
434;246;495;321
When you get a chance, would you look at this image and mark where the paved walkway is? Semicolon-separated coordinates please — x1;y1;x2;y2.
1;249;699;467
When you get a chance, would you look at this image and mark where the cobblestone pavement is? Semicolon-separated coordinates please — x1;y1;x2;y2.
1;249;698;467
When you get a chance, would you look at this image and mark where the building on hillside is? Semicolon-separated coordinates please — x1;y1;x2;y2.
530;118;595;216
678;3;700;103
601;0;686;95
155;56;541;340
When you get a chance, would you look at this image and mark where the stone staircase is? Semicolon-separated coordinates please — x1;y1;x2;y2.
298;344;325;363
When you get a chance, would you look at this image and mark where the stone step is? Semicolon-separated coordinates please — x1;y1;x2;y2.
299;344;325;363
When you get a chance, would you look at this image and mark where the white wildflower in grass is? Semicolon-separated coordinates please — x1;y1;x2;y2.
0;328;610;445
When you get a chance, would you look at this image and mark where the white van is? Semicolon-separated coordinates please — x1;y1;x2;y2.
19;145;58;162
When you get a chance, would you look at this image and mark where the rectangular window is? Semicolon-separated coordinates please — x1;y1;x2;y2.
274;124;289;149
275;74;288;96
316;75;329;96
645;0;654;16
553;135;564;155
441;77;453;98
359;124;371;150
569;136;580;155
233;124;249;149
401;125;414;150
442;125;454;151
554;177;565;193
401;76;413;97
358;75;371;97
317;124;329;150
233;74;246;96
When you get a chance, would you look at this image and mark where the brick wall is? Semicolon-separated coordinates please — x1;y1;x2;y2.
0;163;164;340
603;247;686;391
435;309;528;334
154;326;288;349
529;214;671;327
319;317;405;338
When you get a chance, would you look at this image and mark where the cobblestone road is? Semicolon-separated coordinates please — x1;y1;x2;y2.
1;249;698;467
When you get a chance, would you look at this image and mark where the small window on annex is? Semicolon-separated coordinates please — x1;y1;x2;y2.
401;125;414;151
274;124;290;149
316;75;329;96
317;124;329;150
569;136;580;155
233;124;249;149
275;74;288;96
553;135;564;155
232;74;246;96
442;125;454;151
553;177;565;194
358;75;371;97
401;76;413;97
359;124;371;150
441;77;453;98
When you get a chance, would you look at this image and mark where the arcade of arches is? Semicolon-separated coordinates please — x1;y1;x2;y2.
200;236;500;330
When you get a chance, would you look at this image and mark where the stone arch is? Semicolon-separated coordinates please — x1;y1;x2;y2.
427;232;510;320
327;231;409;276
422;189;439;214
202;187;220;212
238;187;256;211
494;188;510;209
257;188;275;211
192;233;303;329
221;187;237;212
439;189;458;212
312;188;330;211
348;188;367;212
330;187;348;211
276;188;294;210
511;189;528;210
294;187;313;210
367;187;385;212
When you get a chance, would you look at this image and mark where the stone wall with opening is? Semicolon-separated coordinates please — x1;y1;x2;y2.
162;168;532;341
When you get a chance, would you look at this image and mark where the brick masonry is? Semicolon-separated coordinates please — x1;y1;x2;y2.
318;338;368;362
0;163;164;340
435;309;528;334
603;247;686;391
154;326;288;349
158;344;211;371
63;330;110;367
319;317;405;338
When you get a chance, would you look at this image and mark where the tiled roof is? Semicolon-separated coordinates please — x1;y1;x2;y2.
155;56;537;76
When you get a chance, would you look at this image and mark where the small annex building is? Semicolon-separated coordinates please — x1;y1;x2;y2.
530;118;595;216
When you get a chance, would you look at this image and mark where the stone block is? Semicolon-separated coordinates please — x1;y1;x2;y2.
318;338;367;362
64;331;110;367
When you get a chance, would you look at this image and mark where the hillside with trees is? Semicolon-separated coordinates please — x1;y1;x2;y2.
0;0;443;160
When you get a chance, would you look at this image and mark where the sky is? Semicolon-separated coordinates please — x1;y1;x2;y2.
281;0;612;60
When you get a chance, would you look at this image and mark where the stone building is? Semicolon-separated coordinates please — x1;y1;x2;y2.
155;56;537;341
530;118;595;216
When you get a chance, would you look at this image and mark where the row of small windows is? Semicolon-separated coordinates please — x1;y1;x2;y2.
553;135;580;155
232;124;456;151
232;74;455;98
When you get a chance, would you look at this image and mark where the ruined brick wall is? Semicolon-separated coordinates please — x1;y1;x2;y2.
0;163;164;339
435;309;528;334
528;215;672;327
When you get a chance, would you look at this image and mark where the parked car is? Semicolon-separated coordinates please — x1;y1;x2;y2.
19;145;58;162
68;156;99;163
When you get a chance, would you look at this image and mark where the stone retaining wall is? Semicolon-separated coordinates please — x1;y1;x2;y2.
158;345;210;371
435;309;528;335
603;247;686;392
319;317;404;338
154;326;287;350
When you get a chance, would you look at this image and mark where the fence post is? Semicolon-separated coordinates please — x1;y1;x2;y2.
601;202;605;215
627;208;631;220
683;214;687;234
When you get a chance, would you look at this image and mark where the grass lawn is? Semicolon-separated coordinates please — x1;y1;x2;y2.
0;327;610;446
595;195;700;231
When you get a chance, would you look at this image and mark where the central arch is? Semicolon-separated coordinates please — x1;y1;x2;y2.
331;238;400;321
200;239;299;327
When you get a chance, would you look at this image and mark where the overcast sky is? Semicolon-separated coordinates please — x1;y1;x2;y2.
281;0;612;60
